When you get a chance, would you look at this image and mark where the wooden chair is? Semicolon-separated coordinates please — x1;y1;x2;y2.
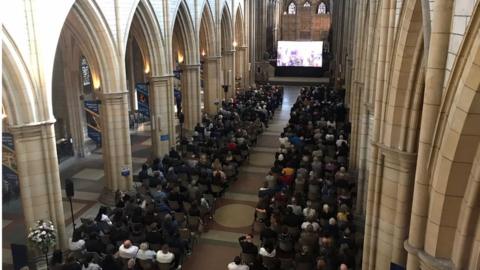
138;259;156;270
157;262;172;270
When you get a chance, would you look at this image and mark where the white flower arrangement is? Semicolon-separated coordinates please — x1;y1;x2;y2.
27;220;57;252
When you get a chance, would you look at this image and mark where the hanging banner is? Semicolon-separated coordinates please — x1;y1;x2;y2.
136;83;150;119
2;132;19;199
84;100;102;146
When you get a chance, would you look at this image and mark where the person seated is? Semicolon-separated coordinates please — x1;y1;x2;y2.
100;254;121;270
260;221;278;246
156;244;175;265
294;245;315;268
301;216;320;232
81;253;101;270
130;223;145;245
85;233;105;254
227;256;250;270
258;181;274;199
136;242;156;261
62;254;81;270
283;207;302;228
238;234;258;255
169;147;180;159
259;242;276;258
118;240;139;259
303;200;317;219
287;197;303;216
49;250;63;270
68;230;85;252
138;164;151;181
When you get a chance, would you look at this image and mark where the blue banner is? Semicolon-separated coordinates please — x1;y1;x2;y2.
136;83;150;118
3;132;14;151
84;100;102;146
3;132;19;199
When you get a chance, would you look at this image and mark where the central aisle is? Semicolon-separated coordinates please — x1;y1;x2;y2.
182;86;301;269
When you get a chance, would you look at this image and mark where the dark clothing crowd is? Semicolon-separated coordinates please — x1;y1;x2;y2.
234;85;355;270
50;85;284;270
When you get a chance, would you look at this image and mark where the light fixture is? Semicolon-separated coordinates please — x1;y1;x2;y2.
233;41;238;48
92;75;101;90
144;62;150;74
177;51;184;64
201;49;206;57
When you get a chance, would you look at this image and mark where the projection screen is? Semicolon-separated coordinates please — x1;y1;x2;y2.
277;41;323;67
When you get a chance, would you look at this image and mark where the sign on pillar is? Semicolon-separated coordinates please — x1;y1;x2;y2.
136;83;150;120
84;100;102;146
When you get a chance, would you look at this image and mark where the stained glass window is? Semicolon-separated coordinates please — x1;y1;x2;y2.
318;2;327;14
288;2;296;14
80;56;91;86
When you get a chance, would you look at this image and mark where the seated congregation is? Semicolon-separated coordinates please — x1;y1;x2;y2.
230;85;356;270
48;85;284;270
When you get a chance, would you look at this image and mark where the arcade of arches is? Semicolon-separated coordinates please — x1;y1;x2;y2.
2;0;480;269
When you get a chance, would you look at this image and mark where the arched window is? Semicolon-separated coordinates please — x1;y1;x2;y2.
287;2;296;14
80;56;91;86
80;56;93;94
304;1;311;7
318;2;327;14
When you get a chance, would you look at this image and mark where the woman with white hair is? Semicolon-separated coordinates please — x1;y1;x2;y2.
136;242;156;261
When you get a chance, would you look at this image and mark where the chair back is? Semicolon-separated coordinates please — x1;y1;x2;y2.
157;262;172;270
138;259;155;270
241;252;257;265
279;257;293;270
295;261;313;270
261;256;278;270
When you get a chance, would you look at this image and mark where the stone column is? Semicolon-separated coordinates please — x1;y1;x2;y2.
10;120;67;249
99;91;133;201
149;75;176;158
204;56;222;114
406;0;453;268
60;38;88;158
377;144;417;267
181;64;202;130
236;46;248;89
222;50;235;99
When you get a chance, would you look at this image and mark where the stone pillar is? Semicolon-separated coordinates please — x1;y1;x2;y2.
99;91;133;200
60;38;88;158
10;120;67;249
377;144;417;267
236;46;248;89
222;50;235;99
149;75;176;158
204;56;222;114
181;64;202;130
406;0;453;268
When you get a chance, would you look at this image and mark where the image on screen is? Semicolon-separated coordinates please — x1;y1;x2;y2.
277;41;323;67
